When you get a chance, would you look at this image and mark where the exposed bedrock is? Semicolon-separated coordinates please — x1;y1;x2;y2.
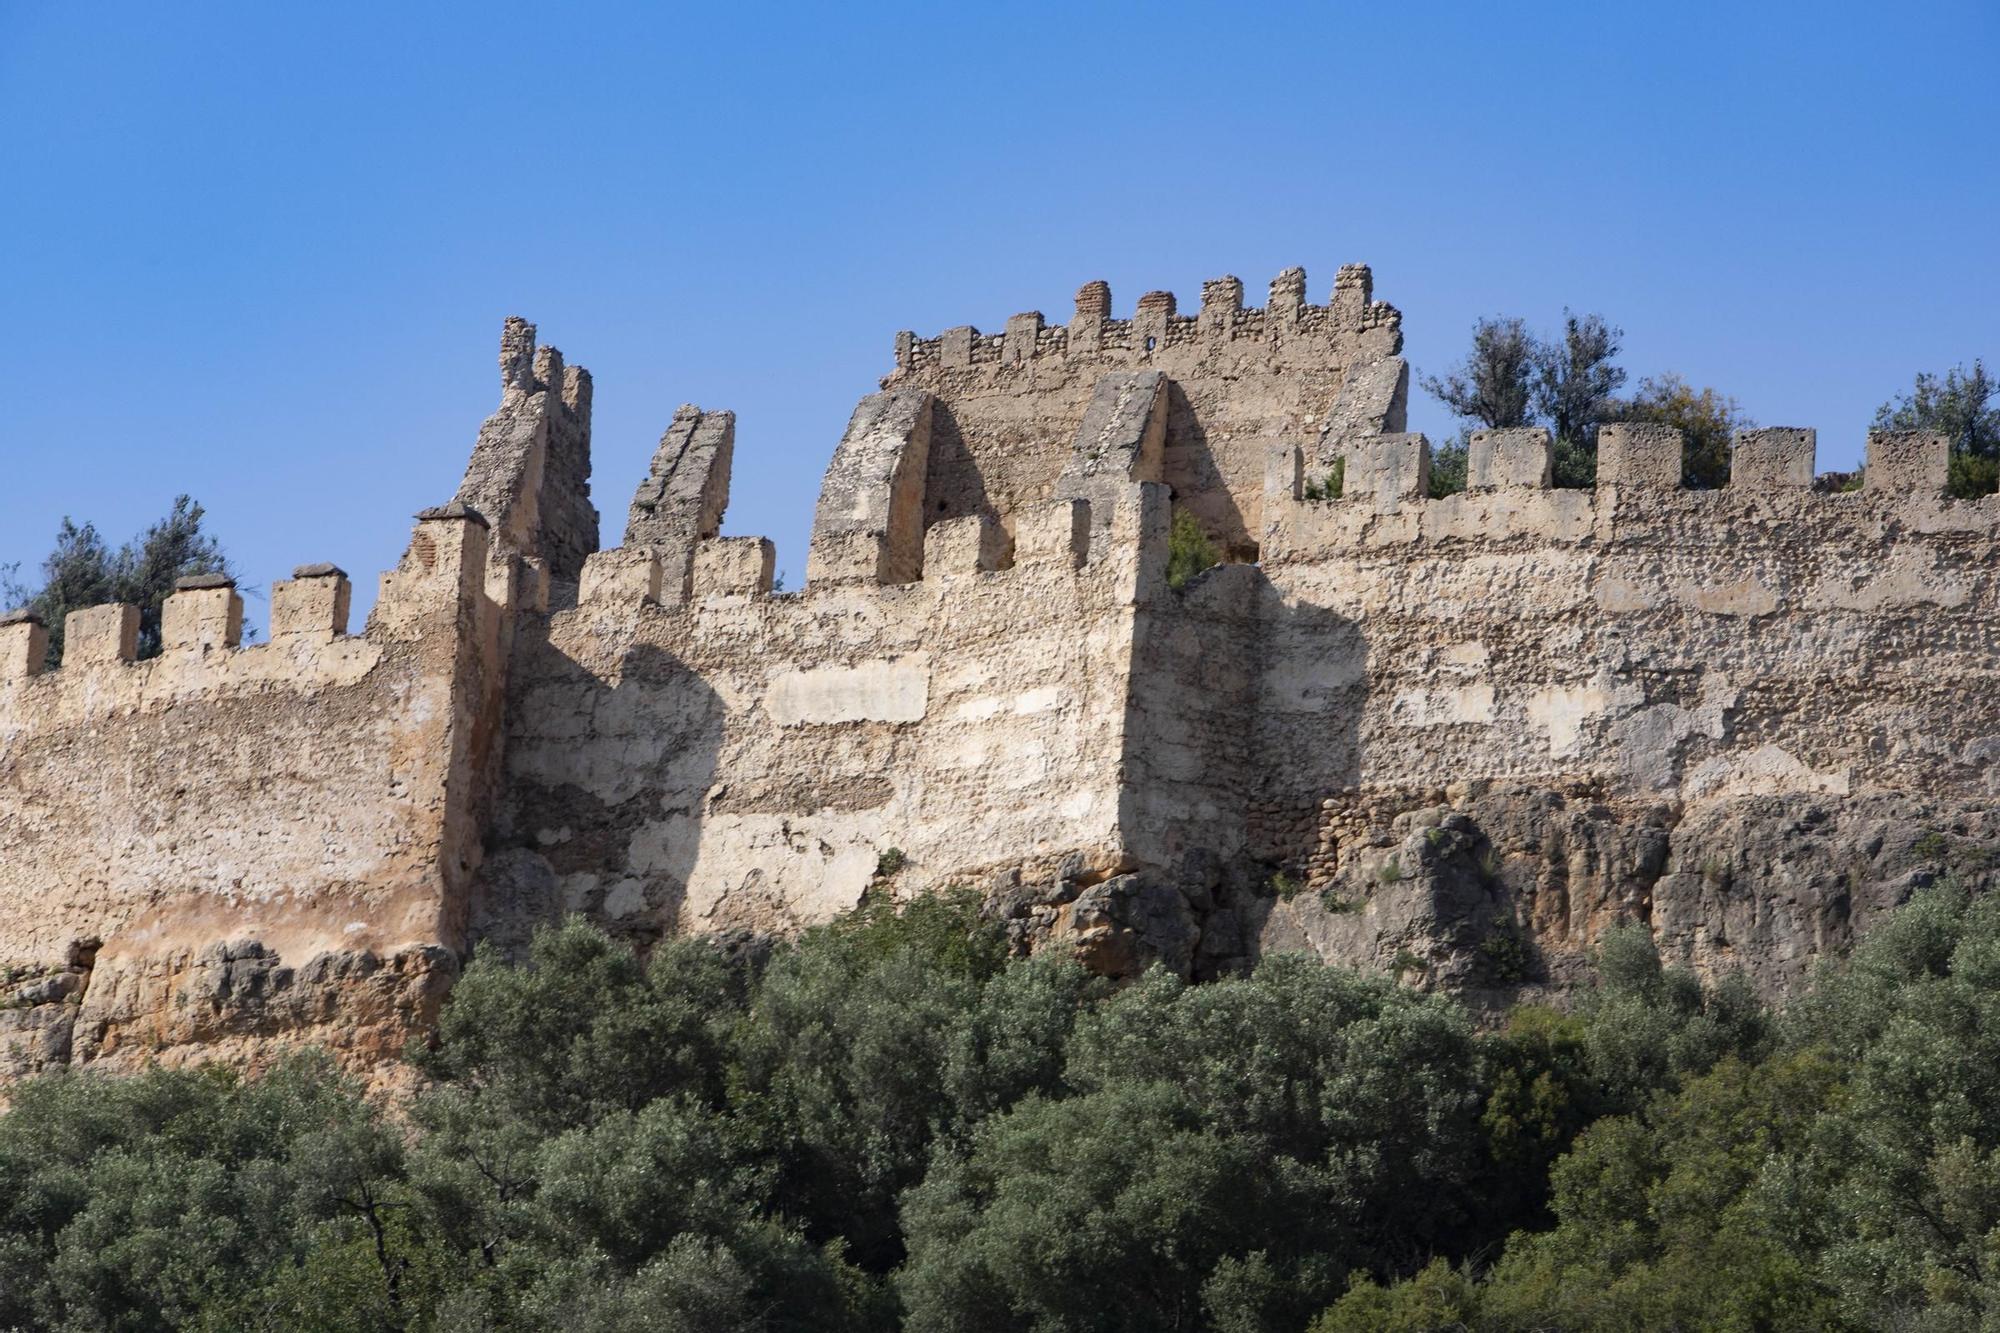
992;787;2000;1003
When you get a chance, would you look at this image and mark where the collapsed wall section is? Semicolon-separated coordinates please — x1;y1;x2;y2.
454;317;599;588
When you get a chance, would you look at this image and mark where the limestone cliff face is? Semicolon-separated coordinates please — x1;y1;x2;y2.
3;267;1996;1086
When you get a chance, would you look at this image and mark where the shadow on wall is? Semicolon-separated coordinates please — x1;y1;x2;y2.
468;633;725;959
920;401;998;534
1161;381;1254;562
1116;564;1368;976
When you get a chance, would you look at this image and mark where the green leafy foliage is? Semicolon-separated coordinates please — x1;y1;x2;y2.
1874;358;1999;498
1166;508;1220;590
12;886;2000;1330
1;496;235;666
1300;458;1345;502
1420;317;1537;431
1617;373;1754;489
1428;431;1471;498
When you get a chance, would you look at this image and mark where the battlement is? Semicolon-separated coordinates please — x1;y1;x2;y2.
1267;423;1992;576
458;318;598;587
1306;424;1962;503
576;484;1170;620
890;265;1402;374
8;264;1998;1088
0;505;507;704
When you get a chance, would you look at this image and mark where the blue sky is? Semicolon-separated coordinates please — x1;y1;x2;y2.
3;2;1995;622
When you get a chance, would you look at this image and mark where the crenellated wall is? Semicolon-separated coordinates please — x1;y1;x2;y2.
1239;422;2000;994
5;263;1997;1085
882;265;1406;561
0;367;548;1087
476;488;1168;960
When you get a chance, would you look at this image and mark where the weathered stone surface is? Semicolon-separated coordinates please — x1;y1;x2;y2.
625;405;735;563
1055;370;1168;538
1255;787;1999;1003
1597;422;1684;488
0;498;506;1092
1865;430;1949;494
451;319;594;585
1468;427;1554;490
888;264;1404;562
806;389;934;586
1732;427;1816;488
5;265;1998;1090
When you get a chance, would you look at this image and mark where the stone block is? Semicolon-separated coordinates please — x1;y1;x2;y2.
625;405;734;552
0;611;47;680
579;547;663;605
1597;423;1685;489
391;506;493;607
807;389;934;587
162;584;243;654
1070;283;1109;354
64;604;138;666
940;326;976;369
1199;276;1243;333
1002;312;1043;365
1133;291;1174;355
1114;481;1173;596
1265;441;1302;501
1865;430;1949;495
1732;428;1815;488
1343;433;1431;503
923;515;1008;579
1468;427;1554;491
1268;267;1307;321
1017;499;1090;568
271;568;352;640
1321;356;1409;446
692;537;775;600
1332;264;1373;328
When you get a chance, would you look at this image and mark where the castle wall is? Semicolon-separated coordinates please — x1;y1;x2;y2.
884;267;1404;560
7;273;2000;1086
474;489;1167;952
0;501;511;1087
1241;427;2000;992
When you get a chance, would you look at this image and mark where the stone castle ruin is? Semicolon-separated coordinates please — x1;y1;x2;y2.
4;263;1997;1083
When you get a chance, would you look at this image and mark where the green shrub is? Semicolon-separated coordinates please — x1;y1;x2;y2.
874;846;906;878
18;881;2000;1332
1480;928;1529;983
1166;508;1219;590
1301;458;1346;502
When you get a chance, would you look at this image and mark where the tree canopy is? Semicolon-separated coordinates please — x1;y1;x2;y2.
1;496;236;666
3;883;1998;1330
1874;358;1998;498
1419;314;1765;495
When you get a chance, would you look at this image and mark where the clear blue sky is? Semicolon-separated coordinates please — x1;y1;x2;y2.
4;2;1995;623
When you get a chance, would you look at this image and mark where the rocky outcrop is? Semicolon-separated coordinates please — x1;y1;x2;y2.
1244;786;2000;1003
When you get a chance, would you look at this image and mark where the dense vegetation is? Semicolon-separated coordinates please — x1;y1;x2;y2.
6;885;2000;1330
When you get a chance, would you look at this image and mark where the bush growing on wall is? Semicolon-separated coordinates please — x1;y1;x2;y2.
1166;508;1220;590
